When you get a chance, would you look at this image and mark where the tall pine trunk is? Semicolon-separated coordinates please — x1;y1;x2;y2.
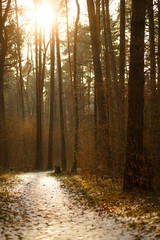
119;0;126;174
48;25;55;170
158;0;160;187
102;0;111;168
15;0;25;120
96;0;100;38
87;0;110;171
0;0;11;169
123;0;149;191
158;0;160;91
71;0;80;173
65;0;74;110
147;0;156;92
105;0;117;84
56;24;67;172
146;0;156;185
35;2;43;169
119;0;125;106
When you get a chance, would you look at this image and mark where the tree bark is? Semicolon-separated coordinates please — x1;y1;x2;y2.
119;0;125;103
71;0;80;173
158;0;160;91
15;0;25;120
105;0;117;84
35;2;43;169
0;0;11;121
96;0;100;38
102;0;111;168
0;0;11;169
123;0;149;191
65;0;74;110
56;24;67;172
147;0;156;92
87;0;110;171
48;25;55;170
119;0;126;173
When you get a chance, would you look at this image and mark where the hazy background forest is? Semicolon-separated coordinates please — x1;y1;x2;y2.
0;0;160;191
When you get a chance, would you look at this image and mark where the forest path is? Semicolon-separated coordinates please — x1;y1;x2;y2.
0;172;152;240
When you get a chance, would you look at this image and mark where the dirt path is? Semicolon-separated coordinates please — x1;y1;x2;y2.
0;172;153;240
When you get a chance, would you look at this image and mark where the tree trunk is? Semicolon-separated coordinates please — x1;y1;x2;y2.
95;0;100;158
119;0;125;104
105;0;117;84
0;0;11;121
96;0;100;38
146;0;156;183
15;0;25;120
65;0;74;110
48;25;55;170
157;0;160;188
158;0;160;91
0;45;6;123
119;0;126;174
0;0;11;169
123;0;149;191
87;0;110;171
56;24;67;172
26;39;31;115
102;0;111;168
35;2;43;169
102;0;111;88
71;0;80;173
147;0;156;92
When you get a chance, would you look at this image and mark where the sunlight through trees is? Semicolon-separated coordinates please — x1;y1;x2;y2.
0;0;160;191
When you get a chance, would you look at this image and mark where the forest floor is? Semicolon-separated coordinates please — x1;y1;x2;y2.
58;172;160;239
0;171;159;240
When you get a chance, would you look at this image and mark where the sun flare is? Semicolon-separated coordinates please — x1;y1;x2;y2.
36;2;56;28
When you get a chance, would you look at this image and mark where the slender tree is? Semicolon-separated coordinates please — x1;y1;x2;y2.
34;0;43;169
56;23;67;172
0;0;11;168
65;0;74;109
105;0;117;84
158;0;160;91
147;0;156;92
119;0;125;103
87;0;110;170
119;0;126;173
26;38;32;115
102;0;110;88
102;0;111;167
0;0;11;121
94;0;100;150
123;0;149;191
158;0;160;187
15;0;25;120
71;0;80;172
146;0;156;173
96;0;100;38
48;24;55;169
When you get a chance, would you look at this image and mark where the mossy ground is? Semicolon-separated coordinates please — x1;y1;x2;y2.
55;173;160;236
